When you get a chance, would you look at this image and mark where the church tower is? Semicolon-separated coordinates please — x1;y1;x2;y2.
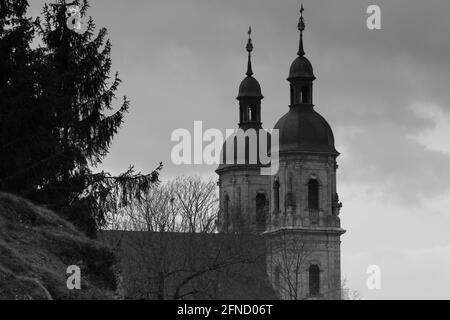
265;6;345;300
216;7;345;300
216;27;271;234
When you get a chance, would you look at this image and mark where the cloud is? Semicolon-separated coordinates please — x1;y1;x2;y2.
342;185;450;299
344;245;450;299
408;103;450;155
26;0;450;299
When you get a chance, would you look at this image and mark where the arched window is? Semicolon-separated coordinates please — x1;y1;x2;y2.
248;106;254;121
224;194;230;230
309;265;320;296
301;86;309;103
285;192;293;207
273;181;280;214
308;179;319;210
237;187;241;212
290;85;295;104
256;193;266;230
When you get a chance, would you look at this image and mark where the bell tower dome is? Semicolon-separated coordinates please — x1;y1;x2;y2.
237;26;264;130
288;5;315;107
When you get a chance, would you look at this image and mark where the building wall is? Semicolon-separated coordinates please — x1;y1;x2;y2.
217;167;270;233
264;152;344;300
216;150;345;300
268;154;341;229
265;230;343;300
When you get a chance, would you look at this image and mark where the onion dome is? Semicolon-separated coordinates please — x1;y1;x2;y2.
274;106;337;154
237;26;263;100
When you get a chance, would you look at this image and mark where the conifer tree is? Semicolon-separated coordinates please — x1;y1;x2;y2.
0;0;162;237
0;0;48;197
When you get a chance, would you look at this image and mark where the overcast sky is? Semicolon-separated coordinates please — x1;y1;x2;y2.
29;0;450;299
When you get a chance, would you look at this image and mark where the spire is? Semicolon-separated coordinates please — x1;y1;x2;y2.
246;25;254;76
237;25;263;101
297;4;305;56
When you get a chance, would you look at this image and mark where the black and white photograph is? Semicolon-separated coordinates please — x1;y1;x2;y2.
0;0;449;308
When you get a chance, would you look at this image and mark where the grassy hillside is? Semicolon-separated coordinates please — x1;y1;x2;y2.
0;193;118;300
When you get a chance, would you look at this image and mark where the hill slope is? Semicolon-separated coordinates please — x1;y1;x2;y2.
0;193;118;300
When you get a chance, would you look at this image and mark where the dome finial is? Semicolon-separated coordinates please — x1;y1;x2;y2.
297;4;306;56
246;25;254;76
238;25;263;101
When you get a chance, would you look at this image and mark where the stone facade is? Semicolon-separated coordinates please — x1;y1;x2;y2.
265;154;344;300
266;229;343;300
268;155;341;230
217;167;270;233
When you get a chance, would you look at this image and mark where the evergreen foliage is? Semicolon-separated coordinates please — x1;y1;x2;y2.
0;0;162;237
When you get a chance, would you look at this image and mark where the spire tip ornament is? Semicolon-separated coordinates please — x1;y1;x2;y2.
297;4;305;56
246;25;254;76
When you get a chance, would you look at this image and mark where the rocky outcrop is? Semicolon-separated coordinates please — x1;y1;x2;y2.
0;193;118;300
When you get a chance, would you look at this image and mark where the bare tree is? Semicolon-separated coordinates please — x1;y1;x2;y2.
102;176;265;300
267;230;342;300
106;175;218;233
170;176;218;233
267;231;313;300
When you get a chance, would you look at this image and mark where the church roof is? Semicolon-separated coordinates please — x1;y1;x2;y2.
274;106;338;155
100;231;277;300
216;129;271;172
288;56;315;80
238;76;263;99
